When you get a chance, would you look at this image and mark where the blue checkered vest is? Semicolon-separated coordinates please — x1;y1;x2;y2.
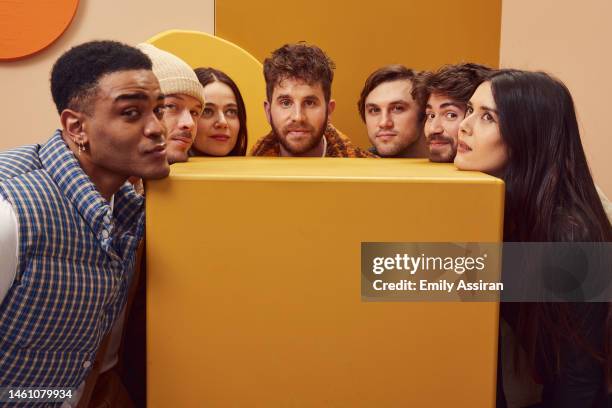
0;131;144;389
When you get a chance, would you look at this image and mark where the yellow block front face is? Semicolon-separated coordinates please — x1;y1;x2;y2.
146;158;504;407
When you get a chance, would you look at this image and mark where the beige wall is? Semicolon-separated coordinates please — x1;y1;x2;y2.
0;0;214;150
500;0;612;196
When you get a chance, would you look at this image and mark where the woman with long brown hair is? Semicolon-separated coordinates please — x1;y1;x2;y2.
191;67;248;157
455;69;611;407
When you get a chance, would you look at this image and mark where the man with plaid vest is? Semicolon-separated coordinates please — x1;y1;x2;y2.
0;41;169;406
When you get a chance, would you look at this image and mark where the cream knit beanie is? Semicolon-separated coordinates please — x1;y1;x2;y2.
136;43;205;105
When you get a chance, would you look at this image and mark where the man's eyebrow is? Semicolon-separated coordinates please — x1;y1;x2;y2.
114;92;149;102
387;100;409;105
439;102;463;109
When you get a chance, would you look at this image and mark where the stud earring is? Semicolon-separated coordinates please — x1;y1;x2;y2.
74;139;86;156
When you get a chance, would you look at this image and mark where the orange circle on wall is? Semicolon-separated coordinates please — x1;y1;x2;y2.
0;0;79;61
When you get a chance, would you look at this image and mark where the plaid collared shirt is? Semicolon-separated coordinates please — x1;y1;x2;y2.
0;131;144;396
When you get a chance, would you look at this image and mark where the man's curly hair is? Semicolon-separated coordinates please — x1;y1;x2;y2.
50;40;152;115
411;63;492;111
263;42;335;103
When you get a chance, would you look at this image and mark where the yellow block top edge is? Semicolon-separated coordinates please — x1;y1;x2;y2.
163;158;504;184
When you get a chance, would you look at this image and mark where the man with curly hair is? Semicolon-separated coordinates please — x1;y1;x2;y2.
0;40;168;405
411;63;491;163
251;43;375;158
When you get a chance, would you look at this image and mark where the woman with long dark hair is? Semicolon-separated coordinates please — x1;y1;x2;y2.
455;69;611;407
191;67;248;156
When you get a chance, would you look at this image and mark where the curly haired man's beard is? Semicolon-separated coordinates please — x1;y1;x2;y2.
426;133;457;163
273;111;329;156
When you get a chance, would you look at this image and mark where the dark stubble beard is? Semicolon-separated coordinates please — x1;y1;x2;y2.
426;133;457;163
273;110;329;156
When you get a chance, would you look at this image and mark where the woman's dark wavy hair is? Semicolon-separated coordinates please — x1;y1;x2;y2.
489;69;612;387
192;67;248;156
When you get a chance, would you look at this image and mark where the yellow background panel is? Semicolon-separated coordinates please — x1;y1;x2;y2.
147;30;269;153
216;0;502;150
147;159;504;406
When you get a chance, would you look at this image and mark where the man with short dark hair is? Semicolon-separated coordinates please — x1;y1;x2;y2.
0;40;168;404
251;43;375;158
411;63;491;162
358;65;426;158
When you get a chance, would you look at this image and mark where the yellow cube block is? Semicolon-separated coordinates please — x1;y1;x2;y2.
146;158;504;407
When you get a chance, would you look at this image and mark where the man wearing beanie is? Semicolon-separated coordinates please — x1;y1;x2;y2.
137;43;205;164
